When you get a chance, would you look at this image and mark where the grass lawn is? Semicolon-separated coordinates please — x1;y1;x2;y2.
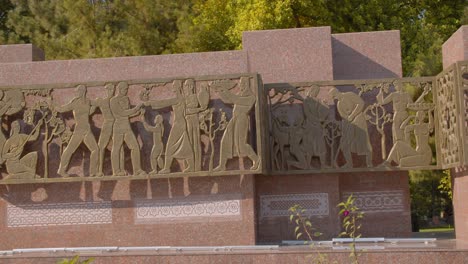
419;227;454;232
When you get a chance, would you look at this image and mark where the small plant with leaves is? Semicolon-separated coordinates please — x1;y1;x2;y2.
337;194;364;264
289;204;328;264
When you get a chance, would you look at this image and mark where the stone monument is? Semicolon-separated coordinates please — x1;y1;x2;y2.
2;25;466;250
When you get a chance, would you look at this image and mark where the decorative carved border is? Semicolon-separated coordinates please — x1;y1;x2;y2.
6;201;113;227
134;195;242;223
342;191;405;213
260;193;329;219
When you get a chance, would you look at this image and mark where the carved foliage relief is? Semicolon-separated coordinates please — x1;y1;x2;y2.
434;65;462;168
266;78;437;173
0;74;264;183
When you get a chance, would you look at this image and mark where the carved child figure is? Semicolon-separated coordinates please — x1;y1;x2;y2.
141;110;164;174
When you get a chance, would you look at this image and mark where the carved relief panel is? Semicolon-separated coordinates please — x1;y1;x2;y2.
265;78;438;173
0;73;265;184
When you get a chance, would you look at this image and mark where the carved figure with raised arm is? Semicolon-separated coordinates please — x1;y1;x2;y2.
213;77;260;171
93;83;121;176
144;80;194;173
2;120;43;180
377;81;413;142
329;88;373;168
141;109;164;175
56;85;99;177
183;79;209;171
384;110;433;167
110;82;145;176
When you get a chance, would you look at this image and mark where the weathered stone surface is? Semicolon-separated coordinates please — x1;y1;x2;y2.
0;44;44;63
243;26;333;83
443;26;468;242
332;30;402;79
0;26;415;249
442;25;468;69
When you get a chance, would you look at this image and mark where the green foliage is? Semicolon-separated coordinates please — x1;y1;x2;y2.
1;0;465;76
438;170;453;200
410;170;453;229
289;204;323;241
337;194;364;264
289;204;327;264
57;256;94;264
1;0;190;59
175;0;466;76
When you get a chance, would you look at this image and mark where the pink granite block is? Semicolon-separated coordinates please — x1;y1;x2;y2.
452;167;468;241
332;30;403;79
0;44;44;63
0;50;247;86
242;26;333;83
442;26;468;69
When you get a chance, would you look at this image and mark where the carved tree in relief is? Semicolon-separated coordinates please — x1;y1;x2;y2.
324;120;341;168
199;108;227;171
24;96;67;178
366;103;392;159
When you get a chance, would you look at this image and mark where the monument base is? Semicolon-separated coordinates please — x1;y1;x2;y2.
0;175;256;249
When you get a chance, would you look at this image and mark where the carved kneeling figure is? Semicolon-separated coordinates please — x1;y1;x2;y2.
2;120;42;180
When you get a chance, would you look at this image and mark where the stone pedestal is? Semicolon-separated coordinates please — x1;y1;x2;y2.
443;25;468;242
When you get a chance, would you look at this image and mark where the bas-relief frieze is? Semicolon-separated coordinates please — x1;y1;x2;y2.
266;77;441;174
0;73;264;184
0;61;468;184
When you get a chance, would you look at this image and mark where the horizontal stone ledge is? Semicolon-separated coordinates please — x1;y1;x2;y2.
0;170;258;185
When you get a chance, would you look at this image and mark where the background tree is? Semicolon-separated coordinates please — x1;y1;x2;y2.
1;0;191;59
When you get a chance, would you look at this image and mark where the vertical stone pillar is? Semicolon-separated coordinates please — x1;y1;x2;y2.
443;25;468;241
0;44;45;63
245;27;411;242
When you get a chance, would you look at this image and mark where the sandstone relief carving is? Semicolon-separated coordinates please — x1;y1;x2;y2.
267;77;438;173
0;73;263;183
0;65;467;182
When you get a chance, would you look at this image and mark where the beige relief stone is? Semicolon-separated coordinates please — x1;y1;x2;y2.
0;63;467;183
0;73;264;184
266;75;443;174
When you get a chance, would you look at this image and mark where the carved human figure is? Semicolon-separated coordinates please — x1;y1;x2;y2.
183;79;209;171
141;110;164;174
271;110;289;170
377;81;412;142
144;80;194;173
56;85;99;177
214;77;260;171
93;83;123;176
384;110;433;167
303;86;329;168
286;117;308;170
2;120;42;180
0;90;11;163
329;88;373;168
109;82;145;176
